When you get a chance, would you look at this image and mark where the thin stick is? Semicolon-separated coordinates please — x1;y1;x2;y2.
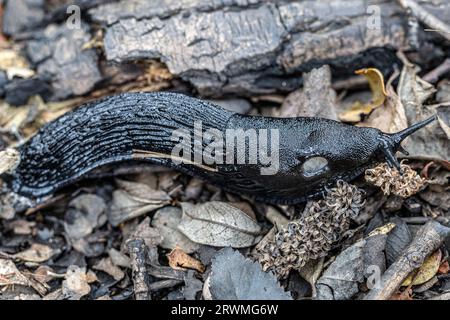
422;58;450;83
126;239;150;300
364;221;450;300
397;0;450;42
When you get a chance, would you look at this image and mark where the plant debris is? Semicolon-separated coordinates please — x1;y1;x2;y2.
0;0;449;301
208;248;292;300
365;162;426;198
255;181;364;278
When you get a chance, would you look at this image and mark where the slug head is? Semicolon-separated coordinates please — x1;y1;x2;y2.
375;115;436;172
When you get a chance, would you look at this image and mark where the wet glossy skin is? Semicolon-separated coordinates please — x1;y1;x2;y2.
5;92;435;204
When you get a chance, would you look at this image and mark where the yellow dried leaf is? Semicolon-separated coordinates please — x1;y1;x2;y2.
402;250;442;286
339;68;387;122
167;247;205;273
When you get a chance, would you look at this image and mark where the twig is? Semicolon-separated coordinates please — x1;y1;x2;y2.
148;279;183;292
428;292;450;300
126;239;150;300
397;0;450;42
423;58;450;83
364;221;450;300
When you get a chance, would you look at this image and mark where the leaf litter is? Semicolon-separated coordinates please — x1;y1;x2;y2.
0;40;449;301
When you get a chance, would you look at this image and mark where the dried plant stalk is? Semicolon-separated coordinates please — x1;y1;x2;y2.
365;161;426;198
255;181;364;278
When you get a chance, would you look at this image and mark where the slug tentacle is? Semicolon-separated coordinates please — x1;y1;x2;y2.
377;115;436;174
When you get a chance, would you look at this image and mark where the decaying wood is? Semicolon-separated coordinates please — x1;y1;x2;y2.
397;0;450;42
364;221;450;300
90;0;450;97
126;239;150;300
5;0;449;102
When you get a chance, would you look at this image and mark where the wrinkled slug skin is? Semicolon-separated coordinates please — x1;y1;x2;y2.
6;92;388;204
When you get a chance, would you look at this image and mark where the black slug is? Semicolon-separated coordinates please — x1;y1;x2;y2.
4;92;436;205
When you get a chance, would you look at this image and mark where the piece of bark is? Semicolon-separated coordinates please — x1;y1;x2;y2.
2;0;45;37
126;239;150;300
364;221;450;300
91;0;450;96
25;23;102;100
275;65;337;119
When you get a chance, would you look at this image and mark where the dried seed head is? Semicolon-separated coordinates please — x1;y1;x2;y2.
365;161;426;198
255;180;364;278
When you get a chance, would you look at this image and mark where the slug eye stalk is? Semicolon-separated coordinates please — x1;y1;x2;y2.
379;115;437;173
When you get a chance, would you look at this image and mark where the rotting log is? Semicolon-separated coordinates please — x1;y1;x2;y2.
90;0;450;96
3;0;450;101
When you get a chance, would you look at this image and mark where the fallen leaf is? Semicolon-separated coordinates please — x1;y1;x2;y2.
437;105;450;139
151;206;200;253
402;250;442;286
108;248;130;269
361;72;408;134
316;240;365;300
182;270;203;300
0;259;48;295
7;219;36;235
339;68;387;122
109;179;171;226
298;258;324;298
64;194;106;240
397;57;448;161
93;257;125;281
209;248;292;300
178;202;262;248
167;247;205;273
62;265;93;300
438;261;449;274
126;217;162;248
13;244;56;263
386;218;412;266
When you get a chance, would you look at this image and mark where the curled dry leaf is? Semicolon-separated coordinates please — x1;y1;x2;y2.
178;201;262;248
365;162;426;198
167;247;205;273
109;178;171;226
0;259;48;295
339;68;387;122
0;148;20;175
13;243;56;263
361;72;408;134
402;250;442;287
397;57;449;161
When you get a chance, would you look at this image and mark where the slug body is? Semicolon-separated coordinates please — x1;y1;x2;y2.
6;92;435;204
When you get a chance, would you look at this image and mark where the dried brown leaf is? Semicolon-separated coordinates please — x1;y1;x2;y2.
167;247;205;273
